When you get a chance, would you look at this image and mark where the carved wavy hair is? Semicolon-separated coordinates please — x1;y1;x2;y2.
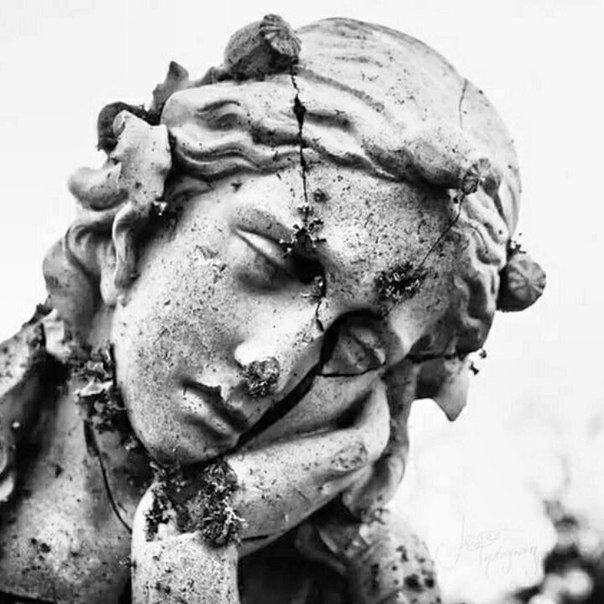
44;18;514;359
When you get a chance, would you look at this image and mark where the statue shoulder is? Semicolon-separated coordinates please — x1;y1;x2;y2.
0;311;135;602
0;305;68;505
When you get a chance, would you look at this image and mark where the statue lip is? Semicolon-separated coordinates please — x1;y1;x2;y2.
181;379;252;440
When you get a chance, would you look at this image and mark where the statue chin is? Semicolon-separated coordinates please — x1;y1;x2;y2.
0;13;544;604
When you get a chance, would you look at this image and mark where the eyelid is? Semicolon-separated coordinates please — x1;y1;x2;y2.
230;207;293;245
233;228;293;274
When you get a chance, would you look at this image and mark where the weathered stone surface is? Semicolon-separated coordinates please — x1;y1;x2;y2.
0;14;545;604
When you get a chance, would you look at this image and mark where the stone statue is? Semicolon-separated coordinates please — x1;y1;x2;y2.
0;15;546;604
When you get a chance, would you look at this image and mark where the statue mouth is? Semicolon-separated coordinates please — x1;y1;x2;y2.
180;379;252;442
177;358;322;456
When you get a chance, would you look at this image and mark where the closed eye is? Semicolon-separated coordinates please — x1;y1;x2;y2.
234;229;296;277
234;228;324;290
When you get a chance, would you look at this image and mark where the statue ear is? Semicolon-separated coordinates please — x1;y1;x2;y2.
415;355;470;421
44;233;118;340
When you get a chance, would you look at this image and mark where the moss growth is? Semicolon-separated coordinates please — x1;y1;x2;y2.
150;460;242;547
375;262;427;305
144;463;175;540
280;214;325;256
72;345;124;432
178;461;242;546
243;357;280;398
70;344;142;450
145;460;243;546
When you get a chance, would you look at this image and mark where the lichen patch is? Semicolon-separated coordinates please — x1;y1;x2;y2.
243;357;280;398
151;460;243;547
375;262;427;305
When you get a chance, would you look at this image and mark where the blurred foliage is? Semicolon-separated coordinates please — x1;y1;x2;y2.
501;500;604;604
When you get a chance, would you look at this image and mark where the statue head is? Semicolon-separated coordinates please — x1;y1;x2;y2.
42;17;545;463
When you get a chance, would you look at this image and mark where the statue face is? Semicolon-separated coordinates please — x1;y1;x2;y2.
111;164;454;463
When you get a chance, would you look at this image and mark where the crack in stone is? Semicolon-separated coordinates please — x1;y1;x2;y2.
418;193;465;271
289;70;327;333
407;351;465;364
290;71;309;206
458;78;468;130
237;361;322;446
319;365;378;379
314;296;325;332
391;192;465;304
83;420;132;534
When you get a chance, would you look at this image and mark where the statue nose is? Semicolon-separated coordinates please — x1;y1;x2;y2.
233;341;268;369
232;317;323;399
232;310;320;373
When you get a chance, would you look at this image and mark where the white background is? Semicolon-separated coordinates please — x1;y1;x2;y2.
1;1;603;601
